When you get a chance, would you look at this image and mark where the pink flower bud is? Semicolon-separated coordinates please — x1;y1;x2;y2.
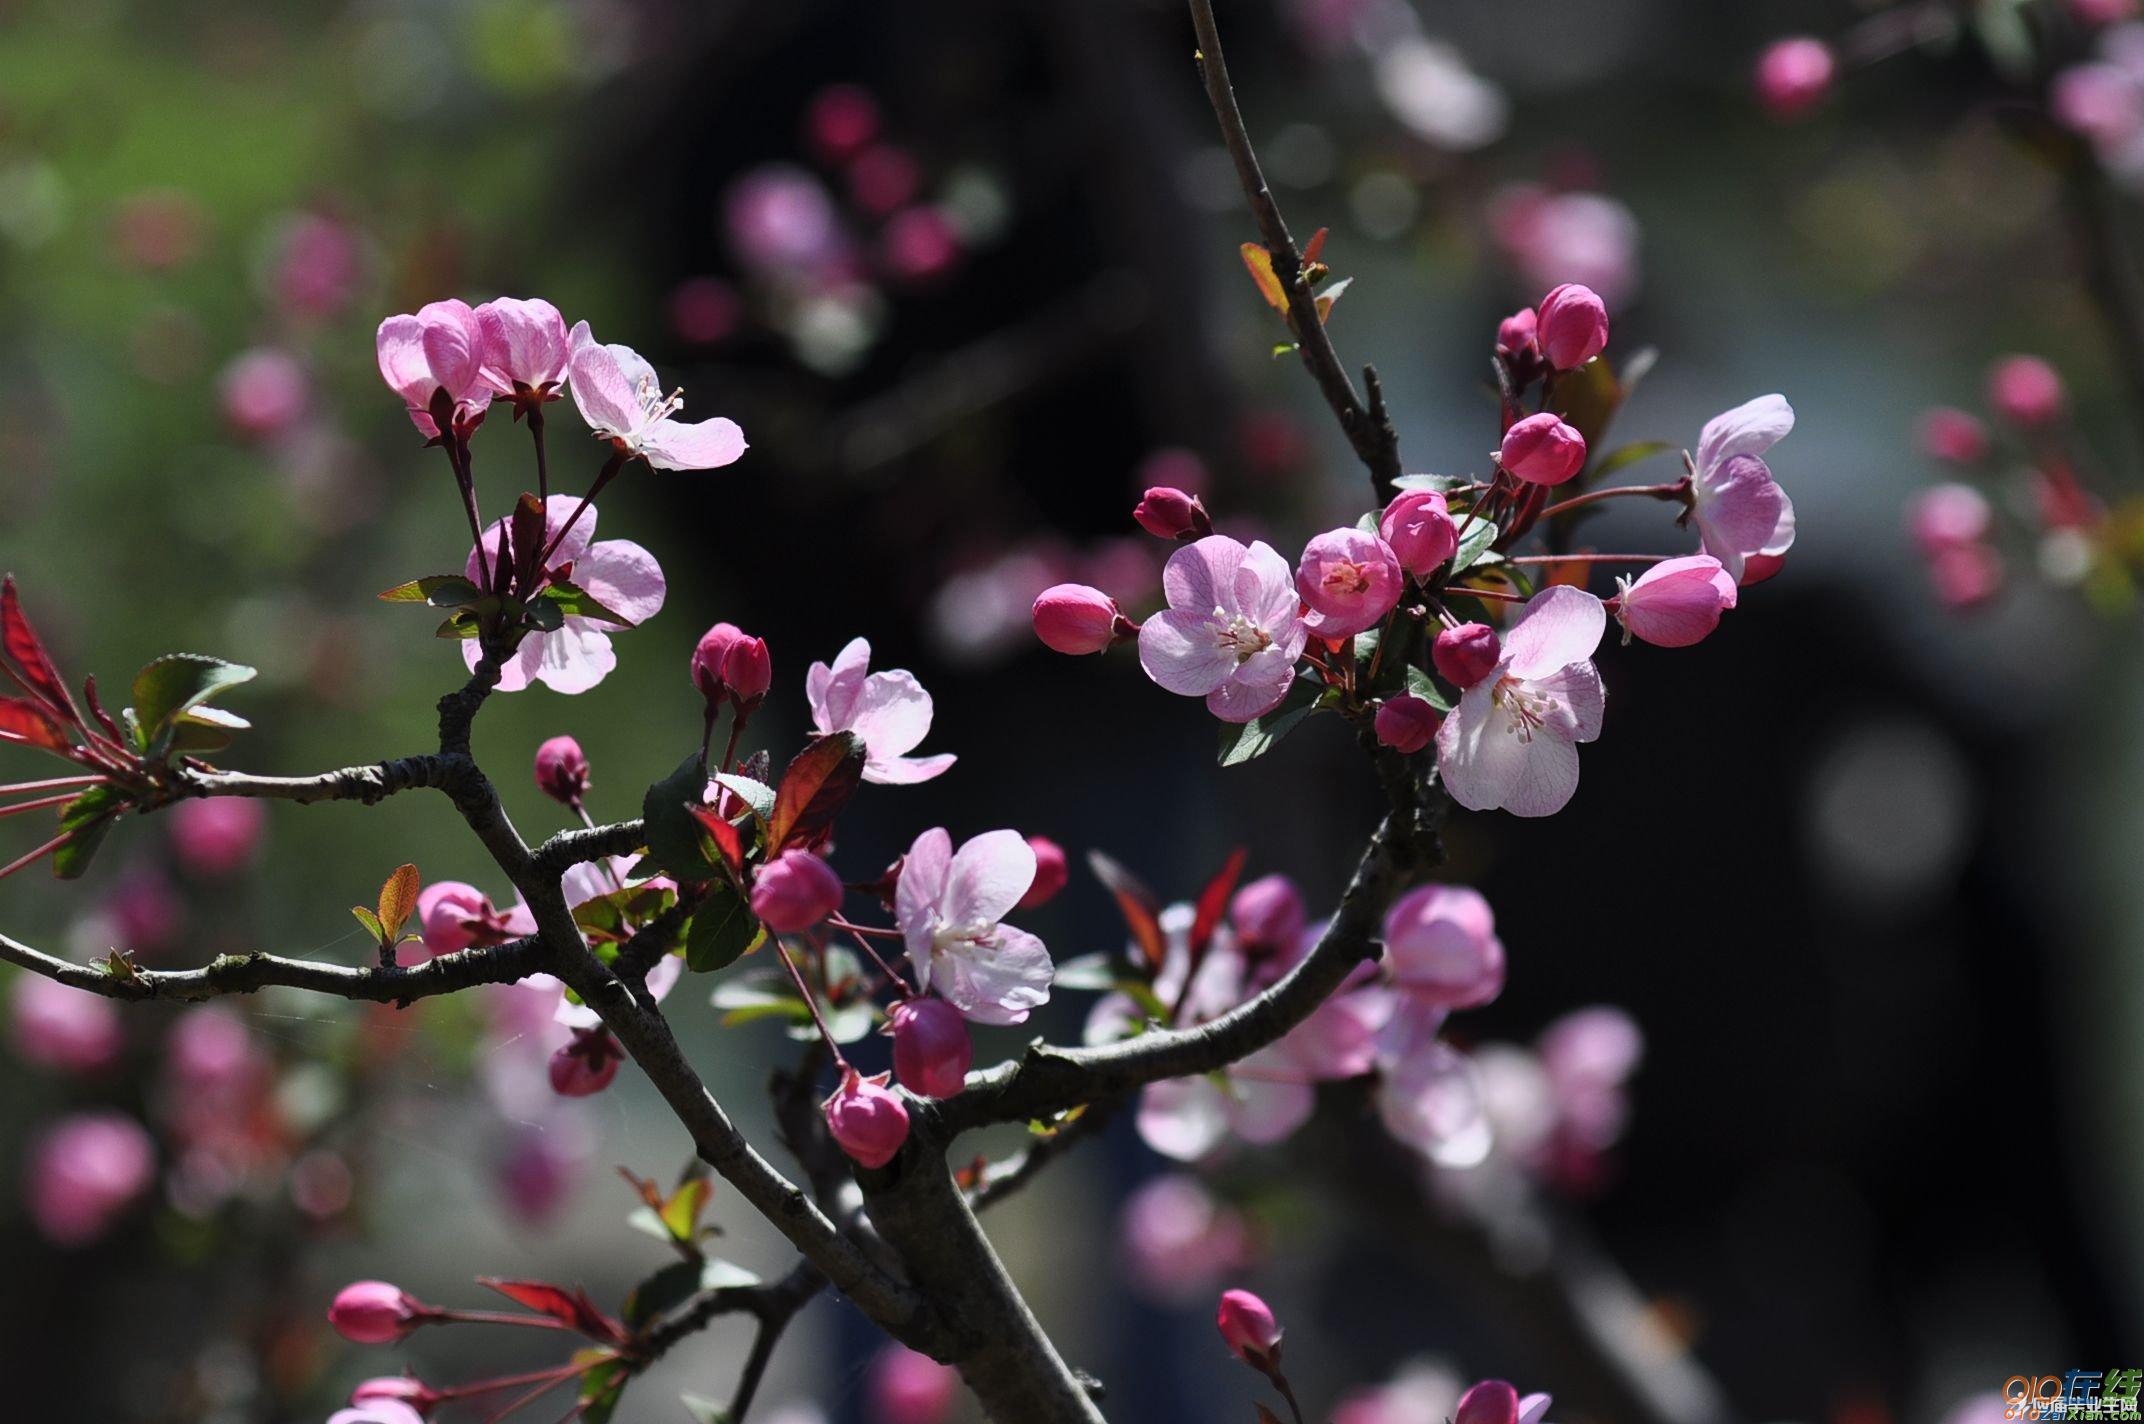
1379;489;1460;577
1230;874;1306;954
1754;38;1835;120
1987;355;2065;428
1612;555;1739;648
1297;528;1406;638
1032;583;1123;655
1215;1287;1283;1362
1374;695;1442;753
692;623;772;711
824;1068;910;1169
328;1280;424;1345
1917;407;1990;466
168;797;266;878
1909;484;1994;553
805;84;882;164
881;207;964;285
26;1112;154;1245
750;848;845;933
415;881;496;958
1432;623;1502;689
1929;541;2003;609
351;1377;441;1412
1535;283;1610;370
1133;486;1214;541
889;997;973;1097
1384;883;1504;1009
548;1029;624;1098
1018;835;1069;909
532;735;589;806
10;974;123;1073
868;1344;960;1424
1497;308;1539;358
330;1404;427;1424
1499;412;1587;485
1456;1380;1522;1424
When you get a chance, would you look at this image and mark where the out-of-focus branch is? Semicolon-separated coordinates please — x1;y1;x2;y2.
967;1095;1124;1213
2063;150;2144;457
0;929;550;1004
1187;0;1403;504
639;1261;828;1422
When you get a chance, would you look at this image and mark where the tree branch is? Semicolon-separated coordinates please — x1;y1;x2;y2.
639;1261;828;1422
0;929;550;1005
534;818;646;876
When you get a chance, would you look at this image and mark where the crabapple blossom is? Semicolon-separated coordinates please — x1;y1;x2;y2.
1384;882;1504;1022
1690;394;1797;582
1120;1174;1254;1303
1919;407;1991;466
889;996;973;1097
415;880;502;957
1488;182;1642;306
376;300;491;438
823;1067;910;1168
1215;1287;1283;1361
1379;489;1460;577
1499;412;1587;485
167;796;265;877
10;974;123;1072
1754;38;1836;119
1928;542;2004;609
1375;694;1442;753
473;297;572;403
1909;485;1994;552
1435;585;1606;818
1432;622;1501;689
548;1028;624;1097
1454;1381;1527;1424
1612;555;1739;648
1133;485;1214;541
1298;527;1405;638
328;1280;423;1344
692;622;772;712
26;1112;155;1245
750;848;845;933
1377;1039;1491;1166
350;1377;440;1412
2053;62;2144;149
1031;583;1127;654
1987;354;2065;428
1230;874;1305;956
532;735;589;806
329;1405;425;1424
868;1344;960;1424
896;827;1053;1024
1138;535;1309;722
1018;834;1068;909
463;495;666;694
1496;307;1539;358
806;638;957;784
218;347;308;439
2072;0;2139;23
1539;1006;1643;1163
1535;282;1609;370
568;331;747;471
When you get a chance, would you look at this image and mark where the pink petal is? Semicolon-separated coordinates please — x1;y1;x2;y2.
375;315;431;407
1435;684;1526;812
1531;660;1604;742
1501;585;1606;681
1224;1058;1315;1145
1499;731;1581;818
1206;659;1294;723
475;296;569;392
897;827;954;964
1161;535;1247;614
943;830;1036;927
808;638;872;732
417;299;482;396
1693;455;1789;580
574;538;666;626
1376;1040;1491;1166
934;923;1051;1025
1139;610;1237;697
848;669;935;759
464;631;545;693
528;622;618;695
866;752;956;786
1695;393;1794;475
643;416;747;471
1137;1075;1232;1161
568;340;641;437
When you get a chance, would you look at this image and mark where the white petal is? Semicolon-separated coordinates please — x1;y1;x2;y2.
643;416;747;472
1502;585;1605;681
864;752;956;786
944;830;1037;927
848;669;934;758
1137;1075;1232;1162
528;622;618;695
1695;393;1794;476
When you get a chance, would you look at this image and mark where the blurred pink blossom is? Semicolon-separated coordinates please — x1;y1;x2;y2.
218;348;309;441
26;1111;155;1245
9;973;123;1073
168;797;266;877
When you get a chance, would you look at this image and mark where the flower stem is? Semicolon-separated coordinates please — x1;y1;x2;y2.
775;941;848;1066
540;453;627;568
1536;478;1689;522
529;405;551;502
1506;552;1668;565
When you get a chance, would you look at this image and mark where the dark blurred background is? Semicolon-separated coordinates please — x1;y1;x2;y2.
0;0;2138;1420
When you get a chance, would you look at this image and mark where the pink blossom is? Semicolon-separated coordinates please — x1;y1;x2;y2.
1378;1040;1490;1165
1929;542;2004;609
461;495;666;694
1539;1005;1643;1154
218;348;309;439
1230;874;1305;955
329;1405;426;1424
1909;484;1993;553
350;1377;440;1412
806;638;957;784
868;1344;959;1424
1032;583;1126;655
824;1068;911;1168
1535;283;1609;370
1690;394;1796;582
1500;412;1587;486
1138;535;1308;723
1375;695;1442;753
376;299;492;438
2053;62;2144;149
881;206;964;285
1488;183;1641;306
751;848;845;933
1432;622;1501;689
26;1112;155;1245
416;880;502;957
1134;486;1213;541
568;332;747;471
1215;1287;1282;1361
474;297;572;401
548;1028;624;1097
1497;308;1539;359
1380;490;1459;577
1120;1174;1253;1303
890;996;973;1097
1018;835;1069;909
533;735;590;806
1298;528;1405;638
265;212;365;319
1456;1381;1522;1424
1612;555;1738;648
725;165;848;275
897;827;1052;1024
1918;407;1990;466
806;84;882;162
168;797;265;877
328;1280;423;1345
1987;354;2066;428
10;974;122;1072
166;1004;264;1096
1435;585;1606;818
1383;884;1504;1011
692;622;773;712
495;1119;588;1224
1754;38;1836;119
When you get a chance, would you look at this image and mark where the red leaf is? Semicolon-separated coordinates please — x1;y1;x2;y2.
1188;847;1247;959
1;578;82;729
0;696;73;755
1087;850;1166;974
477;1278;623;1343
1302;226;1328;265
766;732;866;853
685;803;744;877
81;676;127;748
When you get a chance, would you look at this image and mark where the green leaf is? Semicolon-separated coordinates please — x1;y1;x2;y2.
350;906;385;943
52;784;125;880
131;655;256;752
1588;439;1676;483
378;574;484;607
1351;628;1379;664
434;611;484;640
1217;679;1321;767
573;882;678;942
541;580;637;628
641;754;720;882
624;1258;704;1327
1404;665;1454;713
1051;952;1120;991
524;596;564;632
682;1394;734;1424
685;882;763;973
706;774;775;824
1452;519;1500;575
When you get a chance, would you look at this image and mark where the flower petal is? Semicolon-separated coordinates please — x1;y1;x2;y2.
1161;535;1247;615
1435;684;1526;812
865;752;956;786
1206;660;1294;723
1696;393;1794;475
944;829;1037;927
1139;609;1236;697
567;340;641;438
643;416;747;472
897;827;954;966
527;622;618;695
934;922;1052;1025
849;669;934;759
1531;660;1605;743
1501;729;1581;817
574;538;666;626
1501;584;1606;681
808;638;871;732
464;630;544;693
1137;1074;1232;1162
